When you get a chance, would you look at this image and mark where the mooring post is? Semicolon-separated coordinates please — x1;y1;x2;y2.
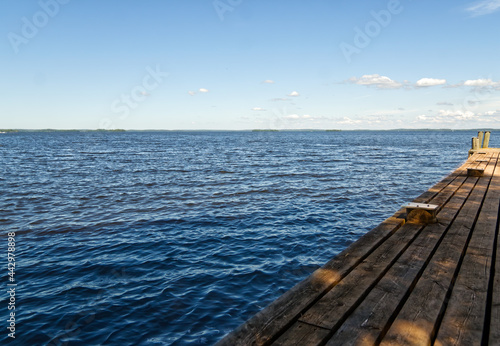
478;131;484;149
404;202;439;224
483;131;490;148
472;137;479;150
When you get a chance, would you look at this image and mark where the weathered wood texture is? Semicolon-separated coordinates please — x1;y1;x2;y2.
382;153;498;346
434;153;500;346
491;199;500;345
217;151;500;346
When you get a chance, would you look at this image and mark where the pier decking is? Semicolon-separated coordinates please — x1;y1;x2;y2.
218;148;500;345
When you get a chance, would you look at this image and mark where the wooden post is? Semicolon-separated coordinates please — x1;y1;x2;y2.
483;131;490;148
478;131;484;148
472;137;479;150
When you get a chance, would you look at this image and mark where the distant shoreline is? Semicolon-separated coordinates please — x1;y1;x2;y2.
1;128;498;133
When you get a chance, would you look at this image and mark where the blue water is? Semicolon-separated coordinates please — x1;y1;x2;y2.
0;130;489;345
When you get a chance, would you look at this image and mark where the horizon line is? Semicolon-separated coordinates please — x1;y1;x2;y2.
2;128;499;132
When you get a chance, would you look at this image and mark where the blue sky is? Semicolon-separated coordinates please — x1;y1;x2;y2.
1;0;500;130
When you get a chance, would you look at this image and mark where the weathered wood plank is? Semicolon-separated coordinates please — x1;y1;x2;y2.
491;209;500;345
434;261;490;346
271;322;330;346
324;176;480;346
435;155;500;345
296;223;422;330
325;252;432;346
380;154;498;346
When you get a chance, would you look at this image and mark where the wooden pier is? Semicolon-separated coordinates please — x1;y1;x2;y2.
218;136;500;345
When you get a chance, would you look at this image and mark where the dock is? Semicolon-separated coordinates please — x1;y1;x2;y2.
218;132;499;345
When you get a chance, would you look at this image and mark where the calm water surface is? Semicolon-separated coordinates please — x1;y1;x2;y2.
0;130;489;345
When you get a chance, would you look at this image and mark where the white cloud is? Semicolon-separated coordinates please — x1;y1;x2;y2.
266;109;332;128
189;88;210;95
288;91;300;97
283;114;331;124
416;108;500;126
484;110;500;116
252;107;266;111
463;78;499;87
337;117;363;125
438;109;476;120
262;80;275;84
415;78;447;87
349;74;402;89
417;109;478;123
466;0;500;16
349;75;499;91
